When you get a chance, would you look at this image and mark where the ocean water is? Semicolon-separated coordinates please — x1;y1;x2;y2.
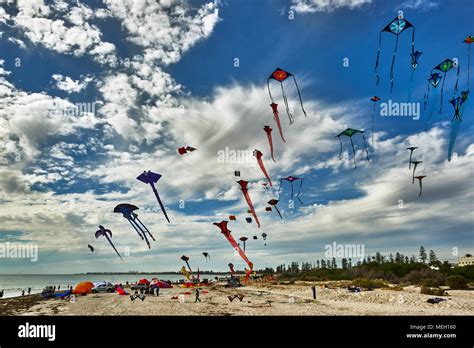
0;274;229;298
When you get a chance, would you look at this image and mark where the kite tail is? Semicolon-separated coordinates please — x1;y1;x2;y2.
411;26;416;56
296;179;304;204
362;134;370;162
389;34;400;93
265;130;276;162
225;233;253;283
468;44;471;91
448;118;461;161
267;79;274;103
127;218;144;240
151;184;171;223
256;156;273;187
105;235;123;261
242;191;261;228
409;152;413;169
419;180;423;197
439;72;447;114
412;166;417;184
424;88;439;131
281;82;294;124
274;205;283;219
338;136;343;160
424;82;431;111
271;104;287;143
136;216;155;241
375;31;382;86
292;75;307;117
372;103;376;148
350;136;357;168
408;68;415;102
454;64;460;96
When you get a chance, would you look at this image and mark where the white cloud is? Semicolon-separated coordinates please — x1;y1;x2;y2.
398;0;439;11
52;74;92;94
291;0;372;13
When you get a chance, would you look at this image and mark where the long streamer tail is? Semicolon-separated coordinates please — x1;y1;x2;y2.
105;235;123;261
375;31;382;86
389;34;400;93
151;184;171;223
281;83;294;124
292;75;307;117
243;192;261;228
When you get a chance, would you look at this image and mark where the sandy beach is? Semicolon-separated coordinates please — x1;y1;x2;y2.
1;281;473;316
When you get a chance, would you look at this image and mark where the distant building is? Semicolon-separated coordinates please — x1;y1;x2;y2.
458;254;474;267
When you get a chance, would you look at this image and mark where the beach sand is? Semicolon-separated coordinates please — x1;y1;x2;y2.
1;282;473;316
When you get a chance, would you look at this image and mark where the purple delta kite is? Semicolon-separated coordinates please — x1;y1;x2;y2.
137;170;170;223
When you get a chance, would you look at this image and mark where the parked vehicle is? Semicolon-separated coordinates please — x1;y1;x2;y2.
92;282;115;293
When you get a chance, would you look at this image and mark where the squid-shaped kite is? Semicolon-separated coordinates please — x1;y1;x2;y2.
214;221;253;283
180;255;194;279
202;252;210;261
114;203;155;249
237;180;261;228
448;92;469;161
137;170;170;223
267;67;307;140
239;237;248;252
261;232;268;246
267;199;282;219
414;175;426;197
374;13;416;92
336;128;370;168
411;160;422;184
406;147;418;169
263;126;276;162
279;176;304;204
370;96;381;147
253;149;272;187
95;225;123;261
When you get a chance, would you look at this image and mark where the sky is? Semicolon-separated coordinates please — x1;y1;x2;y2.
0;0;472;274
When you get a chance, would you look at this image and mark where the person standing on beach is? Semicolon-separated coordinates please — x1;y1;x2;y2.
27;287;31;295
58;285;60;291
311;286;316;300
194;288;201;303
22;290;25;296
0;290;4;298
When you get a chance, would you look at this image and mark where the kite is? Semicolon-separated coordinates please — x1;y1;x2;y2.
245;217;252;223
137;170;170;223
265;207;272;211
234;171;241;177
88;244;94;252
337;128;370;168
270;102;286;143
370;96;381;147
261;232;267;246
263;126;276;162
267;67;307;125
411;161;422;184
425;59;460;113
374;14;416;92
95;225;122;261
237;180;261;228
180;266;191;281
180;255;194;279
267;199;282;219
448;92;469;161
239;237;248;252
463;35;473;91
202;252;210;261
423;73;443;129
229;215;236;221
253;236;258;240
114;203;155;249
178;146;196;155
253;149;273;187
214;221;253;283
228;263;235;276
414;175;426;197
406;147;418;169
409;51;422;99
279;176;304;204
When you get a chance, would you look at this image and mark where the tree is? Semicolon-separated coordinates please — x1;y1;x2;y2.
320;259;326;269
316;260;320;269
331;257;337;269
389;253;394;263
419;246;427;264
429;250;438;265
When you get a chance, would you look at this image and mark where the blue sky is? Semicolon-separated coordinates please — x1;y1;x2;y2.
0;0;472;274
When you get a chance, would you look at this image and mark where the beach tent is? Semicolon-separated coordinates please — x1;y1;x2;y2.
138;278;150;285
73;281;94;295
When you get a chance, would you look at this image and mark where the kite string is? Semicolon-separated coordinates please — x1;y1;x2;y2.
292;75;307;117
267;79;275;103
362;134;370;161
338;136;343;160
280;82;293;124
349;136;357;167
389;34;400;93
375;31;382;86
439;72;447;113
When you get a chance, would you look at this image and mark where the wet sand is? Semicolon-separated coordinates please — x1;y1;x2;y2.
1;281;473;316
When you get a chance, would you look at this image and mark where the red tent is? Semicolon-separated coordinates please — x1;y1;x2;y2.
138;278;150;285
